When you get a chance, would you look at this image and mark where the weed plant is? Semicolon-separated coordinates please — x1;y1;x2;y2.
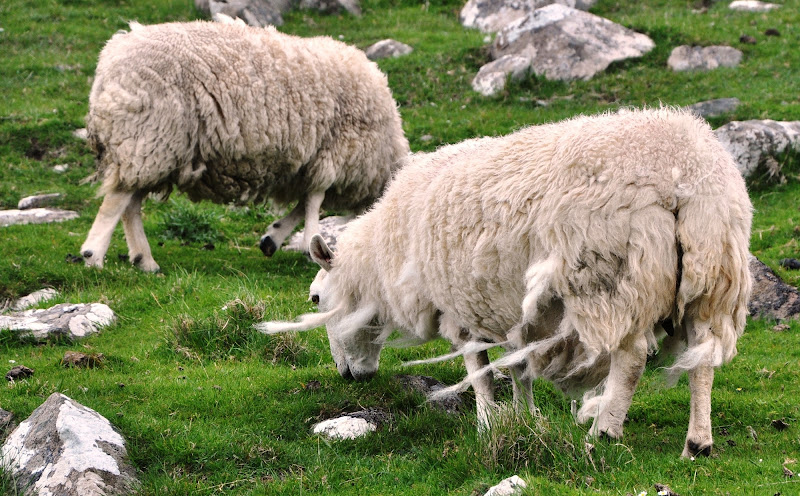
1;0;800;494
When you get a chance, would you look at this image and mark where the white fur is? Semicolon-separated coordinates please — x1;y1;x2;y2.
80;19;409;271
260;108;752;457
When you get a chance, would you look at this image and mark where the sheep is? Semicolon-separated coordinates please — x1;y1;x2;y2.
79;17;409;272
257;108;752;458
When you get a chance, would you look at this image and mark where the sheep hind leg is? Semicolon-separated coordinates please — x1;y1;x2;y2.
121;191;159;272
80;190;134;269
259;201;305;257
510;362;538;417
588;333;647;440
464;349;495;429
682;363;714;458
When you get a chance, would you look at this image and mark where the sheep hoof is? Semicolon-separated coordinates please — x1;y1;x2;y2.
132;254;160;273
260;236;277;257
682;439;712;458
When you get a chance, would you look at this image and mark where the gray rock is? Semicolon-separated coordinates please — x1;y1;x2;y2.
365;39;413;60
0;393;138;496
17;193;62;210
685;97;740;119
714;120;800;178
394;374;464;414
285;215;352;253
472;54;532;96
748;255;800;321
729;0;780;12
195;0;211;13
312;416;376;439
210;0;288;27
0;303;116;342
491;4;654;81
5;366;34;382
0;208;78;227
485;475;528;496
299;0;361;16
0;407;13;440
460;0;596;34
667;45;742;72
10;288;59;312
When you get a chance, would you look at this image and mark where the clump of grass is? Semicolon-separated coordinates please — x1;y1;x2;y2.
471;405;596;478
158;198;222;245
166;295;307;363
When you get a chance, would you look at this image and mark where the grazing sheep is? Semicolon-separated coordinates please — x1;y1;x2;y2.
258;108;752;458
80;17;409;272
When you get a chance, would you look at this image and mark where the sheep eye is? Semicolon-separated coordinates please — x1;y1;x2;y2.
311;295;320;304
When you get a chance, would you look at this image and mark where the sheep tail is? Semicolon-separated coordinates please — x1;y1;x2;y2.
401;341;505;367
521;254;561;324
669;182;752;377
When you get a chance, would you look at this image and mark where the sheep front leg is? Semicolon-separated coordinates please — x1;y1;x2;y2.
80;190;134;269
464;349;495;429
121;191;159;272
301;190;326;256
259;202;306;257
587;333;647;439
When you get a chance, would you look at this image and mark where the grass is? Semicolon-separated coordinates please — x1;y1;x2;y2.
1;0;800;494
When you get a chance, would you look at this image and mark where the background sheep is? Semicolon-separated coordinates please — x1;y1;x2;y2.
259;108;752;458
80;18;409;272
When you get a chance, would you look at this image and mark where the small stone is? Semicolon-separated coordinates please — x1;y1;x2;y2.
0;208;78;227
313;416;377;440
5;365;34;381
779;258;800;270
61;351;106;368
771;419;789;431
484;475;527;496
53;164;69;173
17;193;62;210
654;483;680;496
729;0;780;12
10;288;59;311
72;128;88;140
364;39;413;60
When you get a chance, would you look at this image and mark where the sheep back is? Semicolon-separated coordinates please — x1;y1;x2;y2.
331;108;751;363
87;20;408;209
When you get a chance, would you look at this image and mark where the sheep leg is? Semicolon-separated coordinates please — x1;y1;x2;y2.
589;333;647;439
80;191;134;269
121;191;159;272
464;349;495;428
301;190;326;256
510;362;538;416
682;363;714;457
259;202;306;257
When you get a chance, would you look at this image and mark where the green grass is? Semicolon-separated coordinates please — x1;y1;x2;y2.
2;0;800;494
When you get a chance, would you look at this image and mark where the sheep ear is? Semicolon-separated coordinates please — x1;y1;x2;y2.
309;234;334;271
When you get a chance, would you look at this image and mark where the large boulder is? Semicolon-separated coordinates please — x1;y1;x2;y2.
685;97;740;119
460;0;596;34
490;4;654;81
748;255;800;321
714;120;800;179
0;303;116;342
0;393;138;496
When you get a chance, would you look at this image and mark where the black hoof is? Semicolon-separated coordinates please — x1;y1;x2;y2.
82;250;94;258
260;236;277;257
686;440;712;457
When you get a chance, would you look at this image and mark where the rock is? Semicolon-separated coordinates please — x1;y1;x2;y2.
365;39;413;60
0;208;79;227
72;128;88;141
667;45;742;72
779;258;800;270
748;255;800;320
714;119;800;178
17;193;62;210
0;407;13;439
394;374;464;414
491;4;654;81
62;351;106;368
195;0;211;13
285;215;352;253
0;393;138;496
472;54;531;96
460;0;596;34
312;408;390;440
53;164;69;173
0;303;116;342
10;288;59;312
485;475;527;496
299;0;361;16
729;0;780;12
5;365;34;382
685;97;740;119
210;0;288;27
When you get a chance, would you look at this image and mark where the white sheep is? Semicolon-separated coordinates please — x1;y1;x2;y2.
258;108;752;458
80;18;409;272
